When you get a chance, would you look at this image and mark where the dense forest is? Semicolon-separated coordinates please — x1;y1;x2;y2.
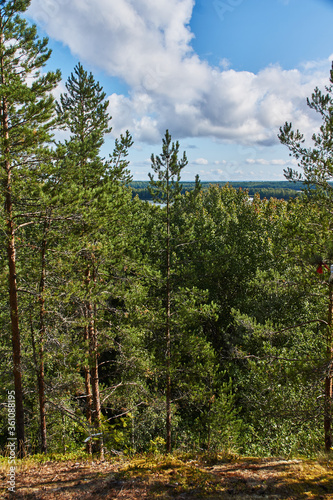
1;0;333;463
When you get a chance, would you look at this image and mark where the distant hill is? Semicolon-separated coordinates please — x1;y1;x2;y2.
130;181;305;201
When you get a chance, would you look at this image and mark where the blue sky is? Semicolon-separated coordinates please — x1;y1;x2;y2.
26;0;333;181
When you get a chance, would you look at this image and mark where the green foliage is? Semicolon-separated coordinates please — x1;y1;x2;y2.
278;64;333;453
231;309;325;457
205;379;243;452
149;436;166;454
148;129;187;202
2;9;333;460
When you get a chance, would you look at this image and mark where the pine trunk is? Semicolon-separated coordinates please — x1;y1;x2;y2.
37;217;51;454
89;310;104;459
325;281;333;452
6;198;25;457
84;268;94;454
37;339;47;454
87;266;103;458
84;323;93;454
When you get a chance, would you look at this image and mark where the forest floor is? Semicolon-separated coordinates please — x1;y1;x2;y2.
1;453;333;499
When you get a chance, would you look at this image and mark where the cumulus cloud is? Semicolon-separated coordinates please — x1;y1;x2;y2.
28;0;331;146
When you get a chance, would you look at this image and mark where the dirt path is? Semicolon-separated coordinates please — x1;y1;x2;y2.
1;456;333;499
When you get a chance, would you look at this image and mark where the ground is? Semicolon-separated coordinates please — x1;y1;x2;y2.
1;454;333;499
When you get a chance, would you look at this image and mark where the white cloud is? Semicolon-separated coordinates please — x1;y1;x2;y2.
246;158;296;167
193;158;209;165
28;0;331;147
219;58;231;70
271;159;288;165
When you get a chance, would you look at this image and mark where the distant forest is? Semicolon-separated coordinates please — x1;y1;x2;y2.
130;181;304;200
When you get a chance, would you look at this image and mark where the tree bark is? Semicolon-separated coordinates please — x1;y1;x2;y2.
84;267;94;454
37;215;51;454
6;203;25;457
89;307;104;459
325;280;333;452
87;266;103;458
84;323;93;454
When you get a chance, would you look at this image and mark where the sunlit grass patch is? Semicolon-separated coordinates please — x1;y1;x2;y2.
276;459;333;498
116;453;227;497
0;450;94;474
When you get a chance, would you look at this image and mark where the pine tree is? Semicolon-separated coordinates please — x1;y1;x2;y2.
0;0;60;456
56;62;112;187
279;63;333;452
149;130;187;452
55;64;134;458
56;63;111;457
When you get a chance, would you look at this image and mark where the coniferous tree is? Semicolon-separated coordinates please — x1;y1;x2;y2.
0;0;60;456
149;130;187;452
56;62;112;186
56;63;111;457
279;63;333;452
55;63;135;458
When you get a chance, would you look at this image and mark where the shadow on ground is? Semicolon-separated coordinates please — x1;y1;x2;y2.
1;456;332;499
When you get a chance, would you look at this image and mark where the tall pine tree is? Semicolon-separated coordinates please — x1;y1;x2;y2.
0;0;60;456
279;63;333;452
149;130;187;452
56;62;112;187
55;63;133;458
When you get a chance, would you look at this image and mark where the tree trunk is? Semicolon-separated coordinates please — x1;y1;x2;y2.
84;267;94;454
37;333;47;454
89;308;104;458
84;323;93;454
1;40;25;456
37;216;51;454
87;265;103;458
6;208;25;457
325;280;333;452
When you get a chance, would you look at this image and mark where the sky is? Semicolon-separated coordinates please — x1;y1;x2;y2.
25;0;333;182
